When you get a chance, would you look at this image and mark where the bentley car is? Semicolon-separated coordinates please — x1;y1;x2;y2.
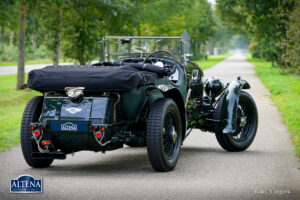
21;33;258;171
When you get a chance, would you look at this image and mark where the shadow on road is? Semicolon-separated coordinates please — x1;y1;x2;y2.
181;146;266;155
22;146;266;177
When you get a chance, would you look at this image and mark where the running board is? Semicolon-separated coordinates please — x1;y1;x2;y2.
31;152;66;160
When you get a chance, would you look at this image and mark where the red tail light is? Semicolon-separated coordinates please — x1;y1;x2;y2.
95;132;102;138
34;130;40;136
42;140;51;146
100;126;105;132
29;125;35;131
39;125;44;130
91;125;96;132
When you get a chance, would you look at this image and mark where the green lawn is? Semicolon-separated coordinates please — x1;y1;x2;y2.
0;74;39;151
0;54;229;152
247;57;300;158
195;54;230;70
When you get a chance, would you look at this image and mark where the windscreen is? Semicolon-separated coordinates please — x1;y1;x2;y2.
105;38;183;62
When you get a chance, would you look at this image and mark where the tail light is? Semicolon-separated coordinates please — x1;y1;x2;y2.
29;125;35;131
39;124;44;130
42;140;51;146
91;125;96;132
34;130;40;136
95;132;102;138
100;126;105;132
39;124;45;130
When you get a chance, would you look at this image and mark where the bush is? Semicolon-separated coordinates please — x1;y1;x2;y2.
190;53;206;61
0;44;51;62
0;44;18;61
33;45;51;59
280;1;300;74
248;41;261;59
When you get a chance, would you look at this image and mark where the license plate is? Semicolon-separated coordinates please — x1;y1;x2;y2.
49;121;89;132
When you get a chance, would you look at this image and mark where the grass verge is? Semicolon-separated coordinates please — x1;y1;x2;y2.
194;54;230;70
247;57;300;158
0;74;39;152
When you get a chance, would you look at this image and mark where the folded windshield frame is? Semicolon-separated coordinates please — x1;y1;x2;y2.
99;36;189;64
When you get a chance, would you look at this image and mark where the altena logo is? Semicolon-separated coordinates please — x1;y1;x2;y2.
61;122;77;131
10;174;42;193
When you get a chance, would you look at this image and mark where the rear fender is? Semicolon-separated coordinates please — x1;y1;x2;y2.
220;77;250;134
149;87;187;142
163;88;186;142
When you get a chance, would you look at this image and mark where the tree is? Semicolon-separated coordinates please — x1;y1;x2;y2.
280;1;300;73
184;0;215;57
211;13;233;55
4;0;218;67
216;0;296;68
38;0;63;66
0;0;16;44
132;0;216;58
17;0;26;90
61;0;134;65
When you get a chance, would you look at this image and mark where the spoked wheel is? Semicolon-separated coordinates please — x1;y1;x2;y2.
163;113;178;160
214;91;258;151
21;96;53;168
146;98;182;172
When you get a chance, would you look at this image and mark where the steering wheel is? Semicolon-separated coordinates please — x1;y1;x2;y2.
143;50;177;76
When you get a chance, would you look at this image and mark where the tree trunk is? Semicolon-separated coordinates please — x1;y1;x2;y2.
1;24;4;44
137;24;141;36
209;38;215;55
53;7;62;66
137;24;142;46
53;31;60;66
17;0;26;90
9;31;14;46
203;42;208;60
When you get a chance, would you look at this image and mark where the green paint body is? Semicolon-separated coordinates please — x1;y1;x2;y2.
39;65;188;153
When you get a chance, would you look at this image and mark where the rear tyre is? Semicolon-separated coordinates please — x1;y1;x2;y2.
146;98;182;172
214;91;258;152
21;96;53;168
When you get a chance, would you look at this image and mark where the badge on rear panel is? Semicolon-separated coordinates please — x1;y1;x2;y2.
65;107;82;114
61;122;77;131
50;121;88;132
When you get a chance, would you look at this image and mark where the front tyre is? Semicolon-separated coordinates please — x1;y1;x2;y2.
214;91;258;151
146;98;182;172
21;96;53;168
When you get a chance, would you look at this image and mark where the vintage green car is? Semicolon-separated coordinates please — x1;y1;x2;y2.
21;34;258;172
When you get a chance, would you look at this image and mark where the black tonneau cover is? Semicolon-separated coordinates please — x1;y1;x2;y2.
27;65;158;92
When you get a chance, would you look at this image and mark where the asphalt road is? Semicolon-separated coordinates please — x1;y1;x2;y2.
0;63;72;76
0;53;299;199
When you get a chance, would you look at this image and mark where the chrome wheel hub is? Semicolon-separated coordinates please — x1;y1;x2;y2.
240;116;247;127
170;127;177;143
